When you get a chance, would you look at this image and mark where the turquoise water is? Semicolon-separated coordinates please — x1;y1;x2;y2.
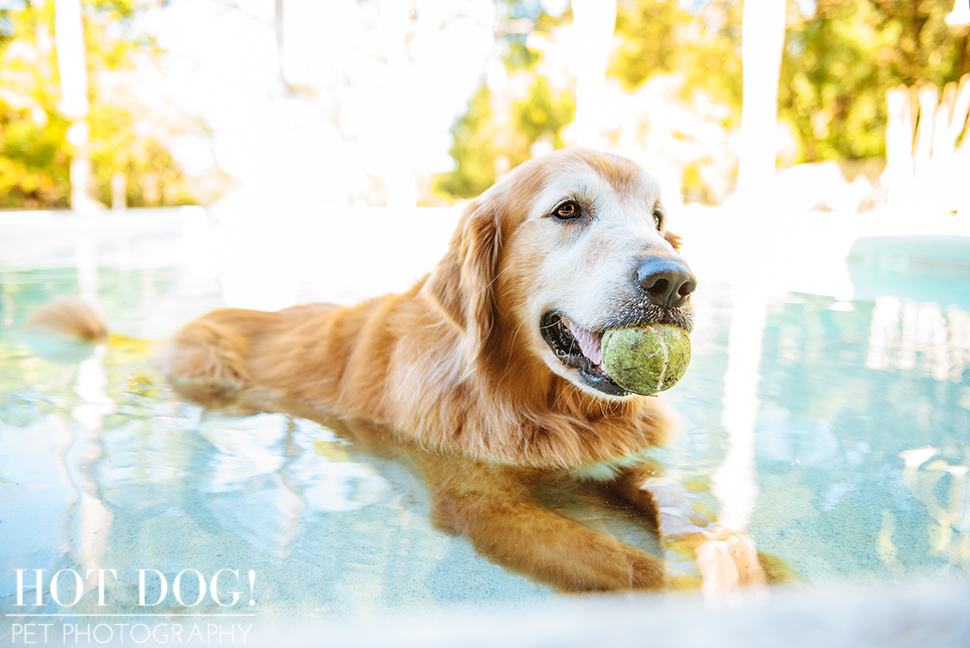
749;293;969;580
1;223;968;635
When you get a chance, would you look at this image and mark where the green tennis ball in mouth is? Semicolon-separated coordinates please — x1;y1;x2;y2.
601;324;691;395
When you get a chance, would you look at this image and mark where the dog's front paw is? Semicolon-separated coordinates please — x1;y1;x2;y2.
694;525;768;602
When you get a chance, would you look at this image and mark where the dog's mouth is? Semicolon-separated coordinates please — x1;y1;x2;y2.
540;312;630;397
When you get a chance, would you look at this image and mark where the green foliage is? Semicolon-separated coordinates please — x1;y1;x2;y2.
611;0;688;90
497;0;550;72
433;84;499;199
613;0;967;164
433;77;576;201
433;0;575;202
0;115;71;208
0;0;204;209
1;3;67;207
431;0;970;199
612;0;744;124
868;0;967;86
781;0;968;163
512;76;575;150
87;101;197;206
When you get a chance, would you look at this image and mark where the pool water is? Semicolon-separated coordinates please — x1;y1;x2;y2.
750;293;969;579
1;215;968;635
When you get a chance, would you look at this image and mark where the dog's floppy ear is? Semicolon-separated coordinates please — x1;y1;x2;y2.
664;229;682;251
423;198;503;365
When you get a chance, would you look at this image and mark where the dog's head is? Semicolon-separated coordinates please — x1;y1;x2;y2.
424;147;695;400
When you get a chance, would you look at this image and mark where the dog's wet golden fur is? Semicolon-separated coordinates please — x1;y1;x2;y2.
37;148;789;593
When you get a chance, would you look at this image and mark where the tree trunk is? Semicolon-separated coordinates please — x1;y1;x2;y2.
735;0;787;206
55;0;93;211
570;0;617;148
275;0;287;91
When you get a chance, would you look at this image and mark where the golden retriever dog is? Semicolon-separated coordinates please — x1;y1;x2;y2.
33;148;789;594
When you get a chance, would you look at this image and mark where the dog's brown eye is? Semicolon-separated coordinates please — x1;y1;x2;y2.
653;209;665;231
554;201;581;220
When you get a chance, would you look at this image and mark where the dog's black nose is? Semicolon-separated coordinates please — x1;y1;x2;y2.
637;258;697;309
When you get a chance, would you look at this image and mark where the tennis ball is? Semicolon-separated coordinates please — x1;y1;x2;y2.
601;324;691;395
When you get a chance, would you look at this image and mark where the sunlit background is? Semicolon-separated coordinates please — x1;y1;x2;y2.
2;0;970;645
1;0;966;214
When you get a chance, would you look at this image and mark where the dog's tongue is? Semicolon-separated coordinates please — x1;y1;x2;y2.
562;317;603;366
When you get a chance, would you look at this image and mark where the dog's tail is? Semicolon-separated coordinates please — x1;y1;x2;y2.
27;295;109;343
23;296;111;363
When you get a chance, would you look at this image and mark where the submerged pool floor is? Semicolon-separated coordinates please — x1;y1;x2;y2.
1;218;968;633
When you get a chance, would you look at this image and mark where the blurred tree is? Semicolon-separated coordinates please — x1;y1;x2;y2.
613;0;744;123
1;0;70;207
433;77;575;200
611;0;684;87
613;0;967;166
608;0;745;205
0;0;211;209
780;0;967;163
434;0;744;203
426;0;970;201
513;76;575;150
432;0;575;201
433;83;498;199
869;0;968;84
